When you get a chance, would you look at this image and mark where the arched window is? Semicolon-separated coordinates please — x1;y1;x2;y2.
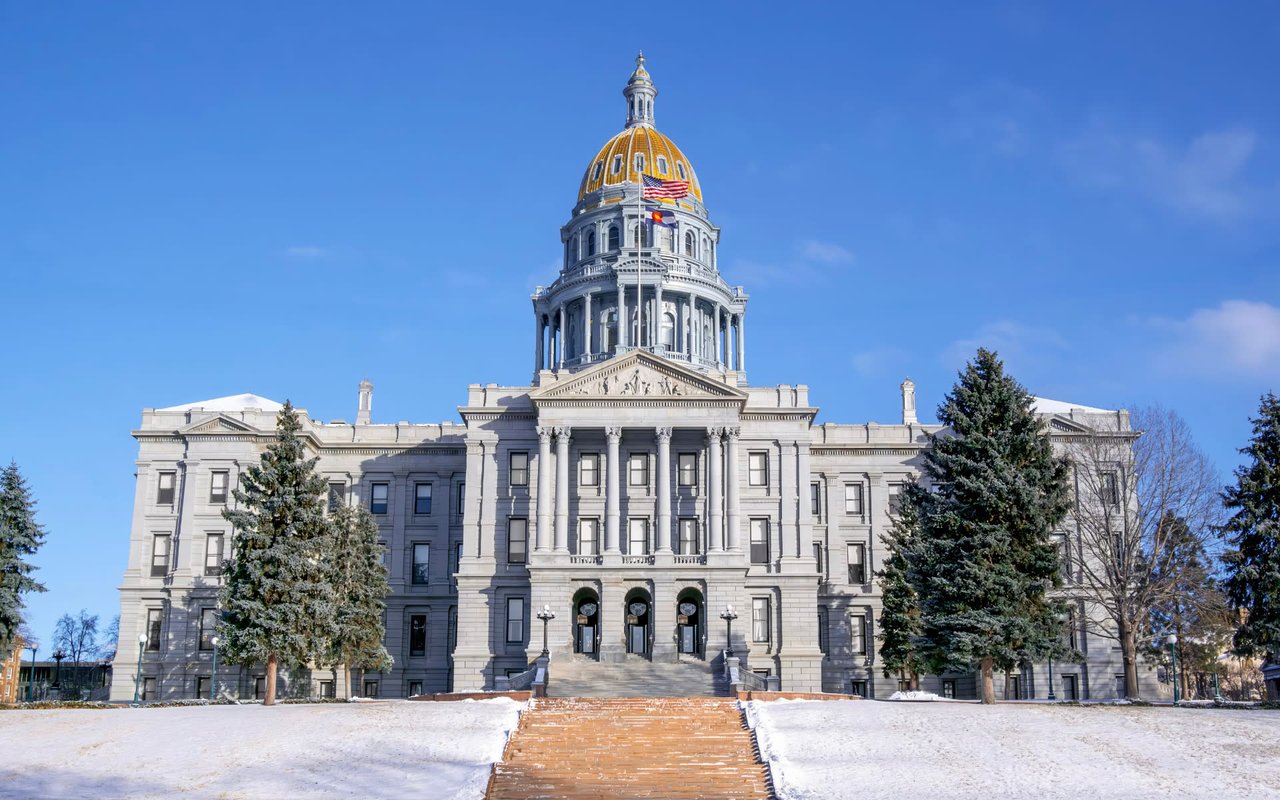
661;312;676;350
631;224;650;248
634;153;646;173
608;225;620;251
656;156;668;175
676;162;687;180
684;231;695;257
611;155;623;175
566;236;576;263
602;309;617;352
592;161;604;181
702;236;711;261
587;231;596;257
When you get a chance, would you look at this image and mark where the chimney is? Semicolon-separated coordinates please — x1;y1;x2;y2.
357;379;373;425
900;378;917;425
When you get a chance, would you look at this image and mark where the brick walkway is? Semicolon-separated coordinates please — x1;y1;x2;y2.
487;697;772;799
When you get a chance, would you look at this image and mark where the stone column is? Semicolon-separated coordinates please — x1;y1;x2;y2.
605;426;622;553
738;313;746;371
714;305;722;368
557;306;566;369
554;427;571;553
535;427;553;551
617;281;627;349
583;292;593;360
655;427;672;553
534;315;543;373
707;427;723;552
655;283;663;350
725;427;742;552
735;315;744;370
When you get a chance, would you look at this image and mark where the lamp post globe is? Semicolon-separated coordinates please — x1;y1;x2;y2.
719;605;738;658
132;632;147;706
210;636;220;701
536;605;555;658
1167;634;1180;704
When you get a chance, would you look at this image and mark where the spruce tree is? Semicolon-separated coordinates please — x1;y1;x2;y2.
878;483;927;690
218;401;335;705
905;348;1073;703
328;504;392;696
1222;393;1280;664
0;462;47;661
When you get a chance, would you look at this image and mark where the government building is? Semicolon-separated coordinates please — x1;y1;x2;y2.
110;56;1154;703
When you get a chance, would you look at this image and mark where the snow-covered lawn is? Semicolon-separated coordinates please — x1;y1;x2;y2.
0;698;521;799
747;699;1280;800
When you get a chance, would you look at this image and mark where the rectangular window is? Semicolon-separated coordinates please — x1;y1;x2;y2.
254;675;266;700
157;471;176;505
847;543;867;585
678;453;697;487
628;518;649;555
810;482;821;517
370;483;389;515
748;452;768;487
209;471;228;504
851;613;867;655
750;519;770;565
752;597;771;643
204;533;224;576
812;542;824;575
199;608;217;651
145;608;162;652
678;518;699;555
196;676;211;699
408;680;423;698
506;597;525;643
628;453;649;486
328;482;346;512
888;483;905;516
580;454;600;487
850;680;867;698
409;614;427;657
1101;471;1120;507
509;452;529;486
1062;675;1078;701
1115;675;1127;698
414;483;432;515
456;482;466;515
363;680;379;698
1057;535;1071;582
448;606;458;652
454;541;463;575
844;483;863;515
151;534;171;577
142;676;157;702
578;518;599;555
508;518;528;564
817;606;829;654
1065;607;1079;652
942;680;956;699
412;543;430;584
320;680;335;698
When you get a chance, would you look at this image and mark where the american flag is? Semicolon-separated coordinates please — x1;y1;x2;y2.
642;173;690;200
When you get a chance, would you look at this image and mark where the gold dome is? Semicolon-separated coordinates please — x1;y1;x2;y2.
577;126;704;202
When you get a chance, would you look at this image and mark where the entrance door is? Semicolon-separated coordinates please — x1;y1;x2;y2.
677;598;701;656
1062;675;1078;701
575;598;599;656
626;599;650;656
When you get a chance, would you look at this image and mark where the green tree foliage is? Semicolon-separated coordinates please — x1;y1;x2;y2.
328;504;393;685
217;401;336;704
0;462;47;660
878;485;927;689
903;348;1073;703
1222;393;1280;663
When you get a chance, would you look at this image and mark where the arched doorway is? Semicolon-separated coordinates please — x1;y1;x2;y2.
624;589;652;657
676;589;704;658
573;589;600;658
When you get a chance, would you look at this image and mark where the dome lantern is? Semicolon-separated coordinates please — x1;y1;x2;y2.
623;51;657;129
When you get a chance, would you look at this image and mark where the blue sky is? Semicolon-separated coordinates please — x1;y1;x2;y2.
2;2;1277;651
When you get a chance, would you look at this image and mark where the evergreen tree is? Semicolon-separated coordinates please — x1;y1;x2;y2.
905;349;1073;703
328;504;392;695
1222;393;1280;664
0;462;47;660
217;401;335;705
878;484;927;690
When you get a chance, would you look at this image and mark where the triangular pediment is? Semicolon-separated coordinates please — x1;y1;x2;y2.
531;351;747;402
1043;414;1094;434
180;414;260;435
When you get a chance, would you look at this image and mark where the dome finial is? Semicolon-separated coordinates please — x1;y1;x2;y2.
623;51;657;128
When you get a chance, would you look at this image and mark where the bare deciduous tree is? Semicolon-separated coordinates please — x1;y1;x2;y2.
52;609;99;694
1064;405;1221;699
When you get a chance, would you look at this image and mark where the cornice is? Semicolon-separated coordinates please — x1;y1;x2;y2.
811;446;925;457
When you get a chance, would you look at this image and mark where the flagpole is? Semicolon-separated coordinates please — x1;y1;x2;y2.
636;168;643;349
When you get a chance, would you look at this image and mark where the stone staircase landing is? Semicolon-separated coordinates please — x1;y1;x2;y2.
546;654;727;698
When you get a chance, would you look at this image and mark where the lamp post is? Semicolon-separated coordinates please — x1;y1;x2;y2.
1167;634;1180;704
132;632;147;706
26;644;37;702
1047;654;1056;701
536;605;555;658
210;636;220;701
52;647;66;695
1213;671;1223;704
720;604;738;658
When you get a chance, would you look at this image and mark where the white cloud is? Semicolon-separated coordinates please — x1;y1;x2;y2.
852;346;911;378
1153;300;1280;378
943;320;1069;368
798;239;854;264
285;245;330;259
1060;124;1260;221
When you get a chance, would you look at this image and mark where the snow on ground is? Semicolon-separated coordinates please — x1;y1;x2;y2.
747;699;1280;800
887;690;945;701
0;699;522;799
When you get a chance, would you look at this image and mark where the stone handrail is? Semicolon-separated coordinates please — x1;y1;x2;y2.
495;656;549;697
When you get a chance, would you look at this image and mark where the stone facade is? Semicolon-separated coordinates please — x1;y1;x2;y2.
109;55;1158;703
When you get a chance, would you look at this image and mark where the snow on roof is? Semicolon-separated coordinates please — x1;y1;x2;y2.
158;393;284;412
1031;396;1114;415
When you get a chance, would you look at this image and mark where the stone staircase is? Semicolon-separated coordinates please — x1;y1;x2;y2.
546;655;727;698
488;697;772;799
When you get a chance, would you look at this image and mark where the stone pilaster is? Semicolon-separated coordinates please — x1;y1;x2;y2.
535;427;553;551
655;427;672;554
554;427;571;553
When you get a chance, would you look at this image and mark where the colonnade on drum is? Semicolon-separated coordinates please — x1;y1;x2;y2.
532;425;745;556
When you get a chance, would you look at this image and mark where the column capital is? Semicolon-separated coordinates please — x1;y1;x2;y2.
654;426;673;443
724;426;741;440
705;426;723;443
537;426;555;442
553;426;572;441
606;426;623;441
